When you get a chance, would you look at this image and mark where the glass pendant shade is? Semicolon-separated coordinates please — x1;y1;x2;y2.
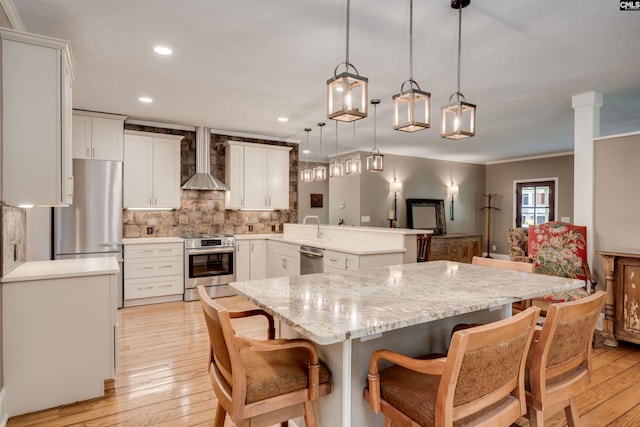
300;167;314;182
440;96;476;139
329;160;344;178
313;164;327;181
345;155;361;175
366;150;384;172
393;81;431;132
327;66;368;122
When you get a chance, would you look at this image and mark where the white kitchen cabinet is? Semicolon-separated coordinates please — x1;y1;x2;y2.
267;240;300;278
236;239;267;281
2;258;117;417
324;250;360;272
73;111;127;160
124;241;184;306
123;131;182;209
0;28;74;207
225;141;291;210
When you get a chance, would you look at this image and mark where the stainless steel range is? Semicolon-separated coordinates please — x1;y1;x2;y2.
183;234;236;301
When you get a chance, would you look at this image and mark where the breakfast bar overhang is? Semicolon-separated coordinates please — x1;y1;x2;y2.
231;261;584;427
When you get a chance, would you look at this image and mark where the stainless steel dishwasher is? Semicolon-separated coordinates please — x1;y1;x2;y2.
299;245;324;274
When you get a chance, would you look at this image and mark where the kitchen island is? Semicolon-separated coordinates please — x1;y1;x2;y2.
230;260;584;427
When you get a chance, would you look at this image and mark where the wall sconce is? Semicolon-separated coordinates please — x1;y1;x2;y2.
447;182;459;221
389;179;403;227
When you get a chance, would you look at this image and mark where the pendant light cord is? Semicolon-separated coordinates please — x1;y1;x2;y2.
409;0;413;83
318;123;324;164
345;0;350;69
456;3;462;100
305;128;311;166
373;102;378;150
335;121;339;158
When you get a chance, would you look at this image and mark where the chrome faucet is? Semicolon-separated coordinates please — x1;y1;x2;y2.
302;215;321;238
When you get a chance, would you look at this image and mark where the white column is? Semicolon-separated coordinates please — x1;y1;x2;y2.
571;91;603;269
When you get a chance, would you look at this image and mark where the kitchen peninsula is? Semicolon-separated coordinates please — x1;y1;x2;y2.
230;261;584;427
1;257;119;417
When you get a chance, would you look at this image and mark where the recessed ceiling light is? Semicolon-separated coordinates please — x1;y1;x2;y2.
278;117;289;122
139;97;153;103
153;46;173;55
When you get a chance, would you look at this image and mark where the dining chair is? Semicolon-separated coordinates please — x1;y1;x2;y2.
198;286;332;427
525;291;605;427
471;256;535;314
417;233;432;262
363;306;541;427
506;227;530;263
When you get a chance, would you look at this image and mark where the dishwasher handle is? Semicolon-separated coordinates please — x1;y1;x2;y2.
299;247;324;257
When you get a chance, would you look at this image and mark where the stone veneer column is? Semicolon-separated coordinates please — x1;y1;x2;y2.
572;91;602;270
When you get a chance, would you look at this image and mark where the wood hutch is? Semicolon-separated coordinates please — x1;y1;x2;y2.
597;251;640;347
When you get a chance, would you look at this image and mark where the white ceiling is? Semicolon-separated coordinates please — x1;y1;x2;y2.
8;0;640;163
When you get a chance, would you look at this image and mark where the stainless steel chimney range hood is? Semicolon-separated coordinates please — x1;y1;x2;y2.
182;126;229;191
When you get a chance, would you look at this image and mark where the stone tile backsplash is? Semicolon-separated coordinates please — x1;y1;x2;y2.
1;204;26;275
123;124;298;238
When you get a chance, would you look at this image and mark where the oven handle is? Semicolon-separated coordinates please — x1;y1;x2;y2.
186;248;235;255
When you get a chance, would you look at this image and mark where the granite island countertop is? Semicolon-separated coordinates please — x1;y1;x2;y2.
230;260;584;345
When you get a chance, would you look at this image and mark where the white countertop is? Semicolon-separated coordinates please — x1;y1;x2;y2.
272;235;406;255
2;257;120;283
123;237;184;244
230;261;584;345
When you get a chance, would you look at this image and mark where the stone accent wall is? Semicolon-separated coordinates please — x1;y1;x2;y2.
123;124;298;238
1;204;26;275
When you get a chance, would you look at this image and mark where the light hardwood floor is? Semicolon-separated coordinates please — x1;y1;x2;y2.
7;298;640;426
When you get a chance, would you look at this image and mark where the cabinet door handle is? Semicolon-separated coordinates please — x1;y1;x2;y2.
154;195;158;206
87;147;91;157
158;265;174;269
139;250;154;253
139;266;154;270
137;286;153;290
92;147;96;158
282;259;286;269
149;194;153;206
158;249;173;252
158;284;173;288
268;195;271;206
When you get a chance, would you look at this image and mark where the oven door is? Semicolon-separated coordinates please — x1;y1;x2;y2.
186;248;235;284
184;247;236;301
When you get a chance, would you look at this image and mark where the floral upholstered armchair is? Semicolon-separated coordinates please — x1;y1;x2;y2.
507;228;530;263
528;221;594;305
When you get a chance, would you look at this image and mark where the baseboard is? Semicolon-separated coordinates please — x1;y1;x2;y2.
0;387;8;427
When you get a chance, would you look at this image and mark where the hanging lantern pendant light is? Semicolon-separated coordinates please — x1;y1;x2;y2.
329;121;344;178
441;0;476;139
366;99;383;172
300;128;314;183
393;0;431;133
327;0;368;122
313;123;327;181
345;122;362;175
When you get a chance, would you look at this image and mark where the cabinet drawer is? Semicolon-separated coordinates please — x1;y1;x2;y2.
125;243;183;259
324;250;346;270
125;275;183;300
125;256;183;279
269;241;300;258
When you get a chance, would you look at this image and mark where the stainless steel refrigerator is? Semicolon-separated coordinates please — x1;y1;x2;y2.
54;159;124;307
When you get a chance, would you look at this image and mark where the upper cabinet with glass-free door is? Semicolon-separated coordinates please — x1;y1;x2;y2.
224;141;291;210
73;111;127;161
123;131;182;209
0;29;74;207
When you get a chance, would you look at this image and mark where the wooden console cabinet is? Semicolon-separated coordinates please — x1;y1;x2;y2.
430;234;482;263
597;251;640;347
